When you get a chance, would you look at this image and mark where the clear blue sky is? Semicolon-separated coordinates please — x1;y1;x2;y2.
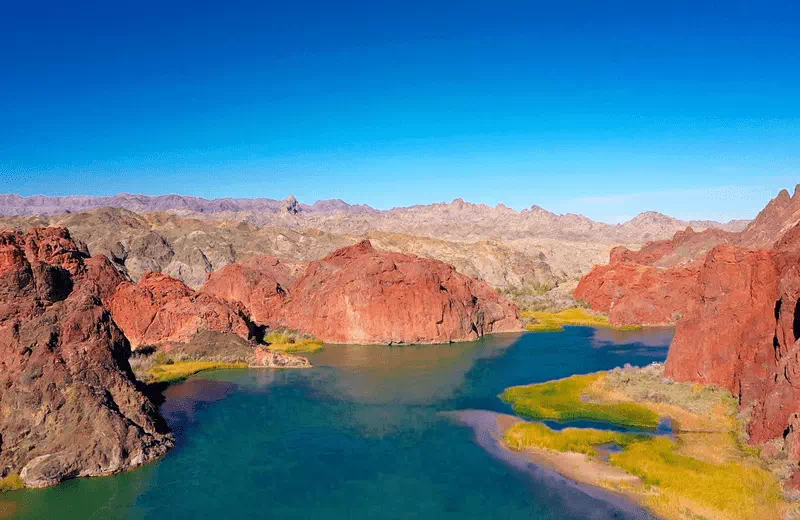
1;1;798;222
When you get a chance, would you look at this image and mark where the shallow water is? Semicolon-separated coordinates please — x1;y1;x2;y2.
7;327;671;519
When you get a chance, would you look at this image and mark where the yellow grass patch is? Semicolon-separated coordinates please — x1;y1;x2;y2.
502;366;791;520
0;474;23;493
146;360;247;384
505;422;646;456
521;308;642;332
265;331;324;353
501;373;660;429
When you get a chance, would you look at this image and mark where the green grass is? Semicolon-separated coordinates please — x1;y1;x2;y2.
501;373;661;429
265;331;324;353
147;360;247;383
610;436;783;520
0;474;23;493
505;422;646;456
521;308;642;332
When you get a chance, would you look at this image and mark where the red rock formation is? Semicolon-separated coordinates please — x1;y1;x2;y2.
577;186;800;483
610;227;737;268
110;272;252;348
269;241;522;344
0;228;173;488
664;246;778;395
201;255;302;325
573;261;699;326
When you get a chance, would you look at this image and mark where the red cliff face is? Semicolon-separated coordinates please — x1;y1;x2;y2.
573;227;740;327
0;228;173;488
573;261;699;326
662;239;800;475
201;255;302;325
664;246;779;396
110;272;252;349
261;241;522;344
576;186;800;483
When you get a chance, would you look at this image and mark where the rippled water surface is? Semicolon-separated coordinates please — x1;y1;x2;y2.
7;327;672;519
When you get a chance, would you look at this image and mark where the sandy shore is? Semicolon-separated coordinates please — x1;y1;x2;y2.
445;409;656;520
491;413;646;503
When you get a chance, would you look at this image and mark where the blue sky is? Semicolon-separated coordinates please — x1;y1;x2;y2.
1;1;798;222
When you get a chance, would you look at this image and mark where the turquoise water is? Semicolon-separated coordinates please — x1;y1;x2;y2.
6;327;672;519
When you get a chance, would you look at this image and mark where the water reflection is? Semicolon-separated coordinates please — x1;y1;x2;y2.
591;327;674;348
303;333;523;405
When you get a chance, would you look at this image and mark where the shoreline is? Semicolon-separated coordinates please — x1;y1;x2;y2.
445;409;658;520
492;413;653;514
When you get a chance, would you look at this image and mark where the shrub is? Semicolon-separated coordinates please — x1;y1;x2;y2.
0;473;24;493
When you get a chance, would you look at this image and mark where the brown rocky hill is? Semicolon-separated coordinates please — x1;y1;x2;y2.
0;194;749;241
242;197;748;244
574;184;800;485
0;196;747;309
0;209;563;296
0;228;173;488
0;193;378;216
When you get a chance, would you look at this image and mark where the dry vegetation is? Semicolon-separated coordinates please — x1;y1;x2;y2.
521;308;642;332
0;474;23;493
502;364;796;520
265;328;324;353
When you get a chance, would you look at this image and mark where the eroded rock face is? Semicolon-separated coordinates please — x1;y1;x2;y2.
664;246;779;395
573;261;700;327
109;272;253;349
271;241;522;344
0;228;173;488
201;255;303;325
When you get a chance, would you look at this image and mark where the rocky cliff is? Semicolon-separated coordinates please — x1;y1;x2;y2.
267;241;522;344
575;185;800;484
109;272;254;349
0;228;173;488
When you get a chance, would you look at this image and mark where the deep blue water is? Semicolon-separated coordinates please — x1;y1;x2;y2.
5;327;672;520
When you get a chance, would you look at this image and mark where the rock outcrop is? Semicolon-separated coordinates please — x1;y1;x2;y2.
267;241;522;344
0;228;173;488
250;347;311;368
573;261;699;327
201;255;302;325
575;185;800;484
109;272;253;349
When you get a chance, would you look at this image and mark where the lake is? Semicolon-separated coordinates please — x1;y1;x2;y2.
6;327;672;519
